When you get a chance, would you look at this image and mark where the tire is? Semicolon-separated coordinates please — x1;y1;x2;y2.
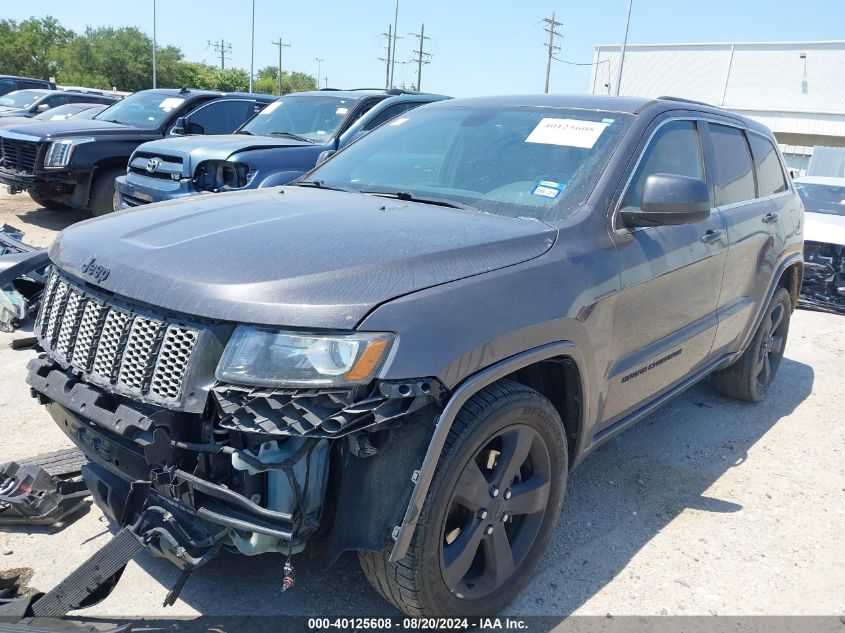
89;168;123;216
359;379;568;616
711;286;792;402
28;191;68;210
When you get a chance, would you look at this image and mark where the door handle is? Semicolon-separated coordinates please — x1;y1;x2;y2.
762;212;780;224
700;229;724;244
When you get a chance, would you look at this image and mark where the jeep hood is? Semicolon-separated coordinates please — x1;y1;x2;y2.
805;211;845;247
49;186;557;328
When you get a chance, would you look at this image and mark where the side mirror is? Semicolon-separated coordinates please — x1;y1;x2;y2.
36;103;50;113
620;173;711;228
170;116;187;136
316;149;336;165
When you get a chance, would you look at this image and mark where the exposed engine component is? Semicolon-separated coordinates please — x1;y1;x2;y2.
800;240;845;314
193;160;253;192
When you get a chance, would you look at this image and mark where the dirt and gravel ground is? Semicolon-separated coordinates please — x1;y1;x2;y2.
0;192;843;623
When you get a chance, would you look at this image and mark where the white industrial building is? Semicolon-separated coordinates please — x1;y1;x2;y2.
589;41;845;174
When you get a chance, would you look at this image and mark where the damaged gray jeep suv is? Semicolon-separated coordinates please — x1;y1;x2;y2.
26;95;803;616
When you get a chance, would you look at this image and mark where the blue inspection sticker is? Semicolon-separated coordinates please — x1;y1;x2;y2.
531;180;566;199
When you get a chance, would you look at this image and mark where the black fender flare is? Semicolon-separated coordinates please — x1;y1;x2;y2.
389;340;586;562
725;252;803;367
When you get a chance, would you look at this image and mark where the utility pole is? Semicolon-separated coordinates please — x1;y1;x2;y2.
409;23;431;91
379;25;392;90
542;11;562;93
151;0;157;88
389;0;400;88
315;57;324;90
249;0;255;92
271;37;291;95
614;0;633;95
208;38;232;70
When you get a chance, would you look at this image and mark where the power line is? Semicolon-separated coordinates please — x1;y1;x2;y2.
271;37;291;95
541;11;563;93
208;38;232;70
409;23;431;91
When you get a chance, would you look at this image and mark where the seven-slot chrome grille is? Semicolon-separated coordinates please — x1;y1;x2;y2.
35;271;199;406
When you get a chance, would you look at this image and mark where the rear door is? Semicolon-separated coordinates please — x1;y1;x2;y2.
708;124;790;355
604;116;727;425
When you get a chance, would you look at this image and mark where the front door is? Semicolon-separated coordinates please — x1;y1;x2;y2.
603;117;727;426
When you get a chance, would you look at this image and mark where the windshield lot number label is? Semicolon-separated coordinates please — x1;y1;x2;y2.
526;118;609;148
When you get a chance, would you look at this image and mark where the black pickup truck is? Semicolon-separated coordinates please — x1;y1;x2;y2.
0;88;275;215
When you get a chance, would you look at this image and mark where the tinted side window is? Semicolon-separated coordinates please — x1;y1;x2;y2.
710;124;756;206
362;102;418;131
186;100;254;135
622;120;705;209
748;133;787;197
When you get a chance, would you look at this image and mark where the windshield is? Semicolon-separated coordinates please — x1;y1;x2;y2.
796;182;845;216
306;105;633;220
0;90;46;108
33;104;93;121
94;91;185;128
239;95;357;141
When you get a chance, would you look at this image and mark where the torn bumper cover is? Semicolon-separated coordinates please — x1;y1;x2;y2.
0;449;90;526
0;225;48;332
800;240;845;315
26;354;442;566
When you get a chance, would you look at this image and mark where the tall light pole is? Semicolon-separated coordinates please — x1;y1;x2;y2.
249;0;255;92
389;0;399;88
315;57;324;90
152;0;157;88
614;0;633;96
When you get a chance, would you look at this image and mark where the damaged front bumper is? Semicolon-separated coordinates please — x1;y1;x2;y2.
0;225;48;332
800;240;845;315
26;354;443;569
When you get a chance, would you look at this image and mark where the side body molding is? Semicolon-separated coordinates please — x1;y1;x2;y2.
389;340;583;562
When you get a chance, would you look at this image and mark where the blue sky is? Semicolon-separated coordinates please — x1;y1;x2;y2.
5;0;845;96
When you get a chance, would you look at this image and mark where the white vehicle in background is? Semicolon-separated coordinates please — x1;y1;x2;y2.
794;176;845;314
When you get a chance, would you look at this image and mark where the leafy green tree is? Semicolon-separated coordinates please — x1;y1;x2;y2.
0;17;73;79
254;68;317;95
215;67;250;92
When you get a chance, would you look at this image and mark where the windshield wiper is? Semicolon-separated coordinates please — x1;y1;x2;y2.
363;190;480;212
237;130;254;135
297;180;359;193
270;131;315;143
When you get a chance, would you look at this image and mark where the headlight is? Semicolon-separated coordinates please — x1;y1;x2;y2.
44;138;93;168
216;327;394;387
194;160;254;192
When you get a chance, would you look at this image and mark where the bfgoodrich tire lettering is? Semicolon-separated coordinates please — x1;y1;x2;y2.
359;379;568;616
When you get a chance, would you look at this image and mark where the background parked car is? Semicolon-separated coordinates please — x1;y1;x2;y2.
794;176;845;314
0;88;276;215
0;103;109;129
116;90;449;209
0;75;55;97
0;89;118;118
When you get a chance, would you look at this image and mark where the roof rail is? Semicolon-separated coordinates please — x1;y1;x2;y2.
656;95;718;108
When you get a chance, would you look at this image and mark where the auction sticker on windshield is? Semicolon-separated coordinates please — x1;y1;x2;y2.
526;118;609;148
159;97;185;111
261;101;282;114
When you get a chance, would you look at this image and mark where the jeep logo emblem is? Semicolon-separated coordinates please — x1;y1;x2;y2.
80;257;110;283
146;157;161;173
